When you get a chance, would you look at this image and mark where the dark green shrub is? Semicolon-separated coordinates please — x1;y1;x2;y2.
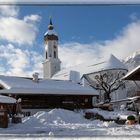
127;115;135;120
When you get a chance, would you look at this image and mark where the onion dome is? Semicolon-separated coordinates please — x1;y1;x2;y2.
44;17;58;41
48;18;54;30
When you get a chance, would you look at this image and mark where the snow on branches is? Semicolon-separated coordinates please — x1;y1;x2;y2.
83;69;127;103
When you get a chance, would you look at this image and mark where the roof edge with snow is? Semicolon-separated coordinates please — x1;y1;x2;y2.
123;65;140;81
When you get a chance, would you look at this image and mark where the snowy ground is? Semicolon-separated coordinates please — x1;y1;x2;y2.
0;109;140;140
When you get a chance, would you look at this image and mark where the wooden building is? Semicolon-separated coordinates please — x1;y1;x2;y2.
0;95;16;111
0;75;98;115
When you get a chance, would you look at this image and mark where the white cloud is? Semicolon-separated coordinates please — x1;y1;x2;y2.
59;42;98;68
29;51;43;75
0;6;43;76
0;5;19;17
0;6;139;77
130;13;139;21
59;20;140;68
0;17;38;45
24;14;41;23
0;44;43;77
100;20;140;59
0;6;41;45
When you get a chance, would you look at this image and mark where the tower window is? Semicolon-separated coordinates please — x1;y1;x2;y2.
54;45;57;49
46;52;48;59
54;51;56;58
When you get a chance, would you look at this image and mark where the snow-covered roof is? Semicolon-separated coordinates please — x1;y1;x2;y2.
0;95;16;104
52;54;127;81
0;75;98;96
44;30;57;36
123;65;140;80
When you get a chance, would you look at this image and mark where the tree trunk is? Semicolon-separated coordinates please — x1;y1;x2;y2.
104;92;111;103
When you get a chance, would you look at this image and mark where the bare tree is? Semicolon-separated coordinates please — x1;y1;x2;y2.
83;69;127;103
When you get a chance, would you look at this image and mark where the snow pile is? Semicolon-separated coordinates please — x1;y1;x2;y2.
0;109;116;135
22;109;116;126
86;108;136;120
23;109;90;125
2;109;140;136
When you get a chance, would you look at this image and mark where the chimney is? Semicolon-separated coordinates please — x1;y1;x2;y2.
32;72;39;83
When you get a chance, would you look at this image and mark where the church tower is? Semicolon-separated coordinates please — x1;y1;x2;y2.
43;18;61;79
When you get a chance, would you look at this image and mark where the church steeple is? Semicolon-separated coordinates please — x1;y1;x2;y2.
48;17;54;30
44;17;58;41
43;17;61;79
50;17;53;25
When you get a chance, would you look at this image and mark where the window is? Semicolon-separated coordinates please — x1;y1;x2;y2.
54;51;56;58
46;52;47;59
54;45;57;49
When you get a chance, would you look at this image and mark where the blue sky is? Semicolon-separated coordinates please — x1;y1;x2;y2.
19;5;140;43
0;5;140;77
